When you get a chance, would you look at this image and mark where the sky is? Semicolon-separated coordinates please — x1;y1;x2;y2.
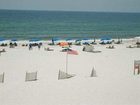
0;0;140;12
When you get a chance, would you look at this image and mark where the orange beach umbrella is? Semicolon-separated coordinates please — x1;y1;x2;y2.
59;42;68;47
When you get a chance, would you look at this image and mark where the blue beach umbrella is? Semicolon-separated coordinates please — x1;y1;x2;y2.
11;39;17;42
66;38;76;44
52;37;61;41
29;38;41;42
0;38;10;44
82;38;90;40
52;37;62;44
0;38;5;41
52;37;59;43
66;38;73;41
101;37;111;41
81;38;92;44
100;36;112;44
75;39;81;42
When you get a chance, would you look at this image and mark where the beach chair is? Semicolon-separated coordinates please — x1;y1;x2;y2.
25;71;37;81
58;70;75;80
91;67;97;77
0;49;6;53
126;45;135;48
106;45;115;49
134;60;140;75
0;73;4;83
44;47;54;51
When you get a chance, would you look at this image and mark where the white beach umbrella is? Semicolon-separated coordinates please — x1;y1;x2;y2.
81;38;94;44
134;36;140;42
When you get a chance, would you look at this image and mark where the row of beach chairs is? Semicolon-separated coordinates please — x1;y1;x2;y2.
0;68;97;83
1;60;140;83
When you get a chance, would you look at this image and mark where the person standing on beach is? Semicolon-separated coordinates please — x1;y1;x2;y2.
29;44;32;50
38;44;41;50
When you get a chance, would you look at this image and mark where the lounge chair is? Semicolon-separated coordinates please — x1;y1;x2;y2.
0;49;6;53
126;45;135;48
44;47;54;51
61;48;72;52
106;45;115;49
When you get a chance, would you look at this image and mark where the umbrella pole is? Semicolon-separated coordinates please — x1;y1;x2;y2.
66;52;68;77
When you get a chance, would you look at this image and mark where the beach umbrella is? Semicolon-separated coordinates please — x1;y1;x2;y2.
11;39;17;42
101;37;111;41
59;42;69;47
66;38;76;44
52;37;61;43
0;38;10;44
134;36;140;42
75;39;81;42
0;38;5;41
29;38;41;43
29;39;40;42
81;38;93;44
52;38;66;45
100;36;112;43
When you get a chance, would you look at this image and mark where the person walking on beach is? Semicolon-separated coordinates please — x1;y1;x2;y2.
29;44;32;50
38;44;41;50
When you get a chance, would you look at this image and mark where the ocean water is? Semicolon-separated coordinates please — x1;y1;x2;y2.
0;9;140;39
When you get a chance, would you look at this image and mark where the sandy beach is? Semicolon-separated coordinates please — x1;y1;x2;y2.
0;39;140;105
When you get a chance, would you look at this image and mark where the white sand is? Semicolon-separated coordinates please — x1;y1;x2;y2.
0;39;140;105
